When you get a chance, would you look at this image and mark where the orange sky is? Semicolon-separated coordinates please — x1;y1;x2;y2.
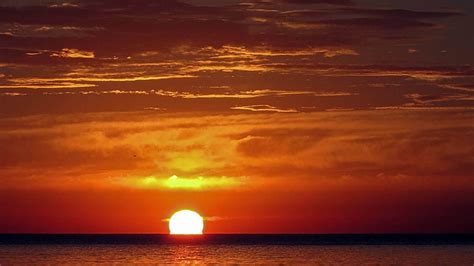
0;0;473;233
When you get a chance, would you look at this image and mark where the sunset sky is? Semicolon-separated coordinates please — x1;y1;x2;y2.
0;0;473;233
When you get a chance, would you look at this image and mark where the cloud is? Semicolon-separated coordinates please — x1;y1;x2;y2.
50;48;95;58
374;106;474;111
267;63;474;80
151;89;355;99
255;0;355;5
231;104;298;112
0;110;472;192
0;82;96;89
439;84;474;93
0;0;460;59
0;89;355;98
153;89;317;99
404;93;474;106
207;45;359;58
0;0;468;101
0;23;102;38
1;75;195;89
340;7;461;19
0;92;27;96
49;2;80;8
143;106;166;111
307;18;436;29
235;128;329;157
118;175;242;190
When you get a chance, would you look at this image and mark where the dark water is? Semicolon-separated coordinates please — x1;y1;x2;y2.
1;235;473;264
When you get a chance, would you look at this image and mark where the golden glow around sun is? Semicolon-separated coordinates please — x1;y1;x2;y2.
169;210;204;235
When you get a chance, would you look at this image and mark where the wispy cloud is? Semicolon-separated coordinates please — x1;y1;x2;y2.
118;175;242;190
50;48;95;59
231;104;298;113
0;82;96;89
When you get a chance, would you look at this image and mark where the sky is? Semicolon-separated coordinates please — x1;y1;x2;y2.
0;0;473;233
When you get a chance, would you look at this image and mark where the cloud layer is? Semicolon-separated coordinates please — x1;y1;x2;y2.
0;0;472;115
0;0;473;233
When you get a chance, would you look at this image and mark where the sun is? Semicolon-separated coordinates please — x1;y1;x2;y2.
169;210;204;235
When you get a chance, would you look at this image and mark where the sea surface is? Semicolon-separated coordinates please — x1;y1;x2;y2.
0;235;473;265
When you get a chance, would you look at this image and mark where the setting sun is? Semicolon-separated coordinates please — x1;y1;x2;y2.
169;210;204;235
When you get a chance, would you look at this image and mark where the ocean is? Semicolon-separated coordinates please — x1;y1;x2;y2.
1;235;473;264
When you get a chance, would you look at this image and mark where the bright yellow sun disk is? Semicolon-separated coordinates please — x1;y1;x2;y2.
169;210;204;235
